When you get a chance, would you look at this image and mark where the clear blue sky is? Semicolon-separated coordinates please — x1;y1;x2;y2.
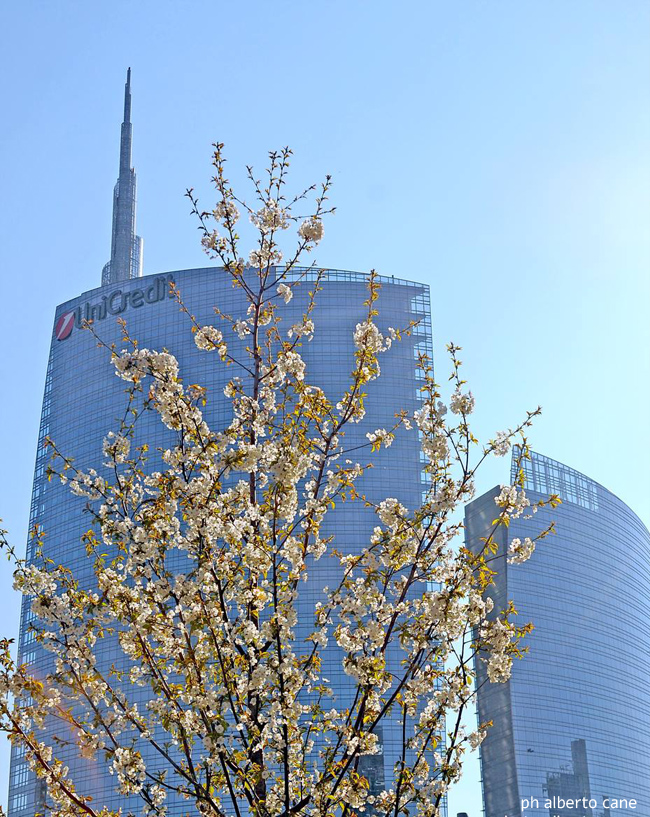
0;1;648;813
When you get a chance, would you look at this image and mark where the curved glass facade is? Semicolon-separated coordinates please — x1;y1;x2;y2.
465;451;650;817
9;266;433;815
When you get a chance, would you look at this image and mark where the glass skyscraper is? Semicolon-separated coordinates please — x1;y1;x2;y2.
465;451;650;817
8;77;433;814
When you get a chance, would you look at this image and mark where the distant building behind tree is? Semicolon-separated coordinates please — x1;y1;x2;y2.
465;451;650;817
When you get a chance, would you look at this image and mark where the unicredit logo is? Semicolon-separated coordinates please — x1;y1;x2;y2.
55;312;75;341
54;275;175;341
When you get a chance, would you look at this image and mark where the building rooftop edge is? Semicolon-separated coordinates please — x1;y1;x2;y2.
58;265;431;312
466;448;648;534
518;448;614;500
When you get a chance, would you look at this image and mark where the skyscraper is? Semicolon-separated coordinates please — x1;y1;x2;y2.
465;451;650;817
8;76;433;814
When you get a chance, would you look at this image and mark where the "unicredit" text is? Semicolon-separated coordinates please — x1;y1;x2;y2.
71;274;176;329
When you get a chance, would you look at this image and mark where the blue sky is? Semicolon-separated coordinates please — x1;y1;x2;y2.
0;1;648;812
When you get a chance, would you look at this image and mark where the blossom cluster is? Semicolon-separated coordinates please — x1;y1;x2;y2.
194;324;227;357
508;536;536;564
495;483;531;519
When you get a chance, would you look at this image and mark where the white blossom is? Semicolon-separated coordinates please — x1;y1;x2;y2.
250;199;290;232
102;431;130;464
233;319;251;339
277;282;293;303
491;429;512;457
366;428;394;449
495;484;530;519
111;747;146;795
249;245;283;267
287;318;314;340
194;325;227;356
507;536;535;564
298;216;324;244
353;319;386;353
213;198;239;225
450;388;475;415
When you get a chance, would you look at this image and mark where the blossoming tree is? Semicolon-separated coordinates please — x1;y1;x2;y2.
0;146;556;817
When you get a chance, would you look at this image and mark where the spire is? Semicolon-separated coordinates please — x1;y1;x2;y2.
119;68;132;174
124;67;132;123
102;68;144;286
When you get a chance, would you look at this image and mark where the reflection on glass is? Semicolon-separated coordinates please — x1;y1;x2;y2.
544;739;592;817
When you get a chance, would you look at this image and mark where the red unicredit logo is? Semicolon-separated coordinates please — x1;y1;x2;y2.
55;311;75;341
